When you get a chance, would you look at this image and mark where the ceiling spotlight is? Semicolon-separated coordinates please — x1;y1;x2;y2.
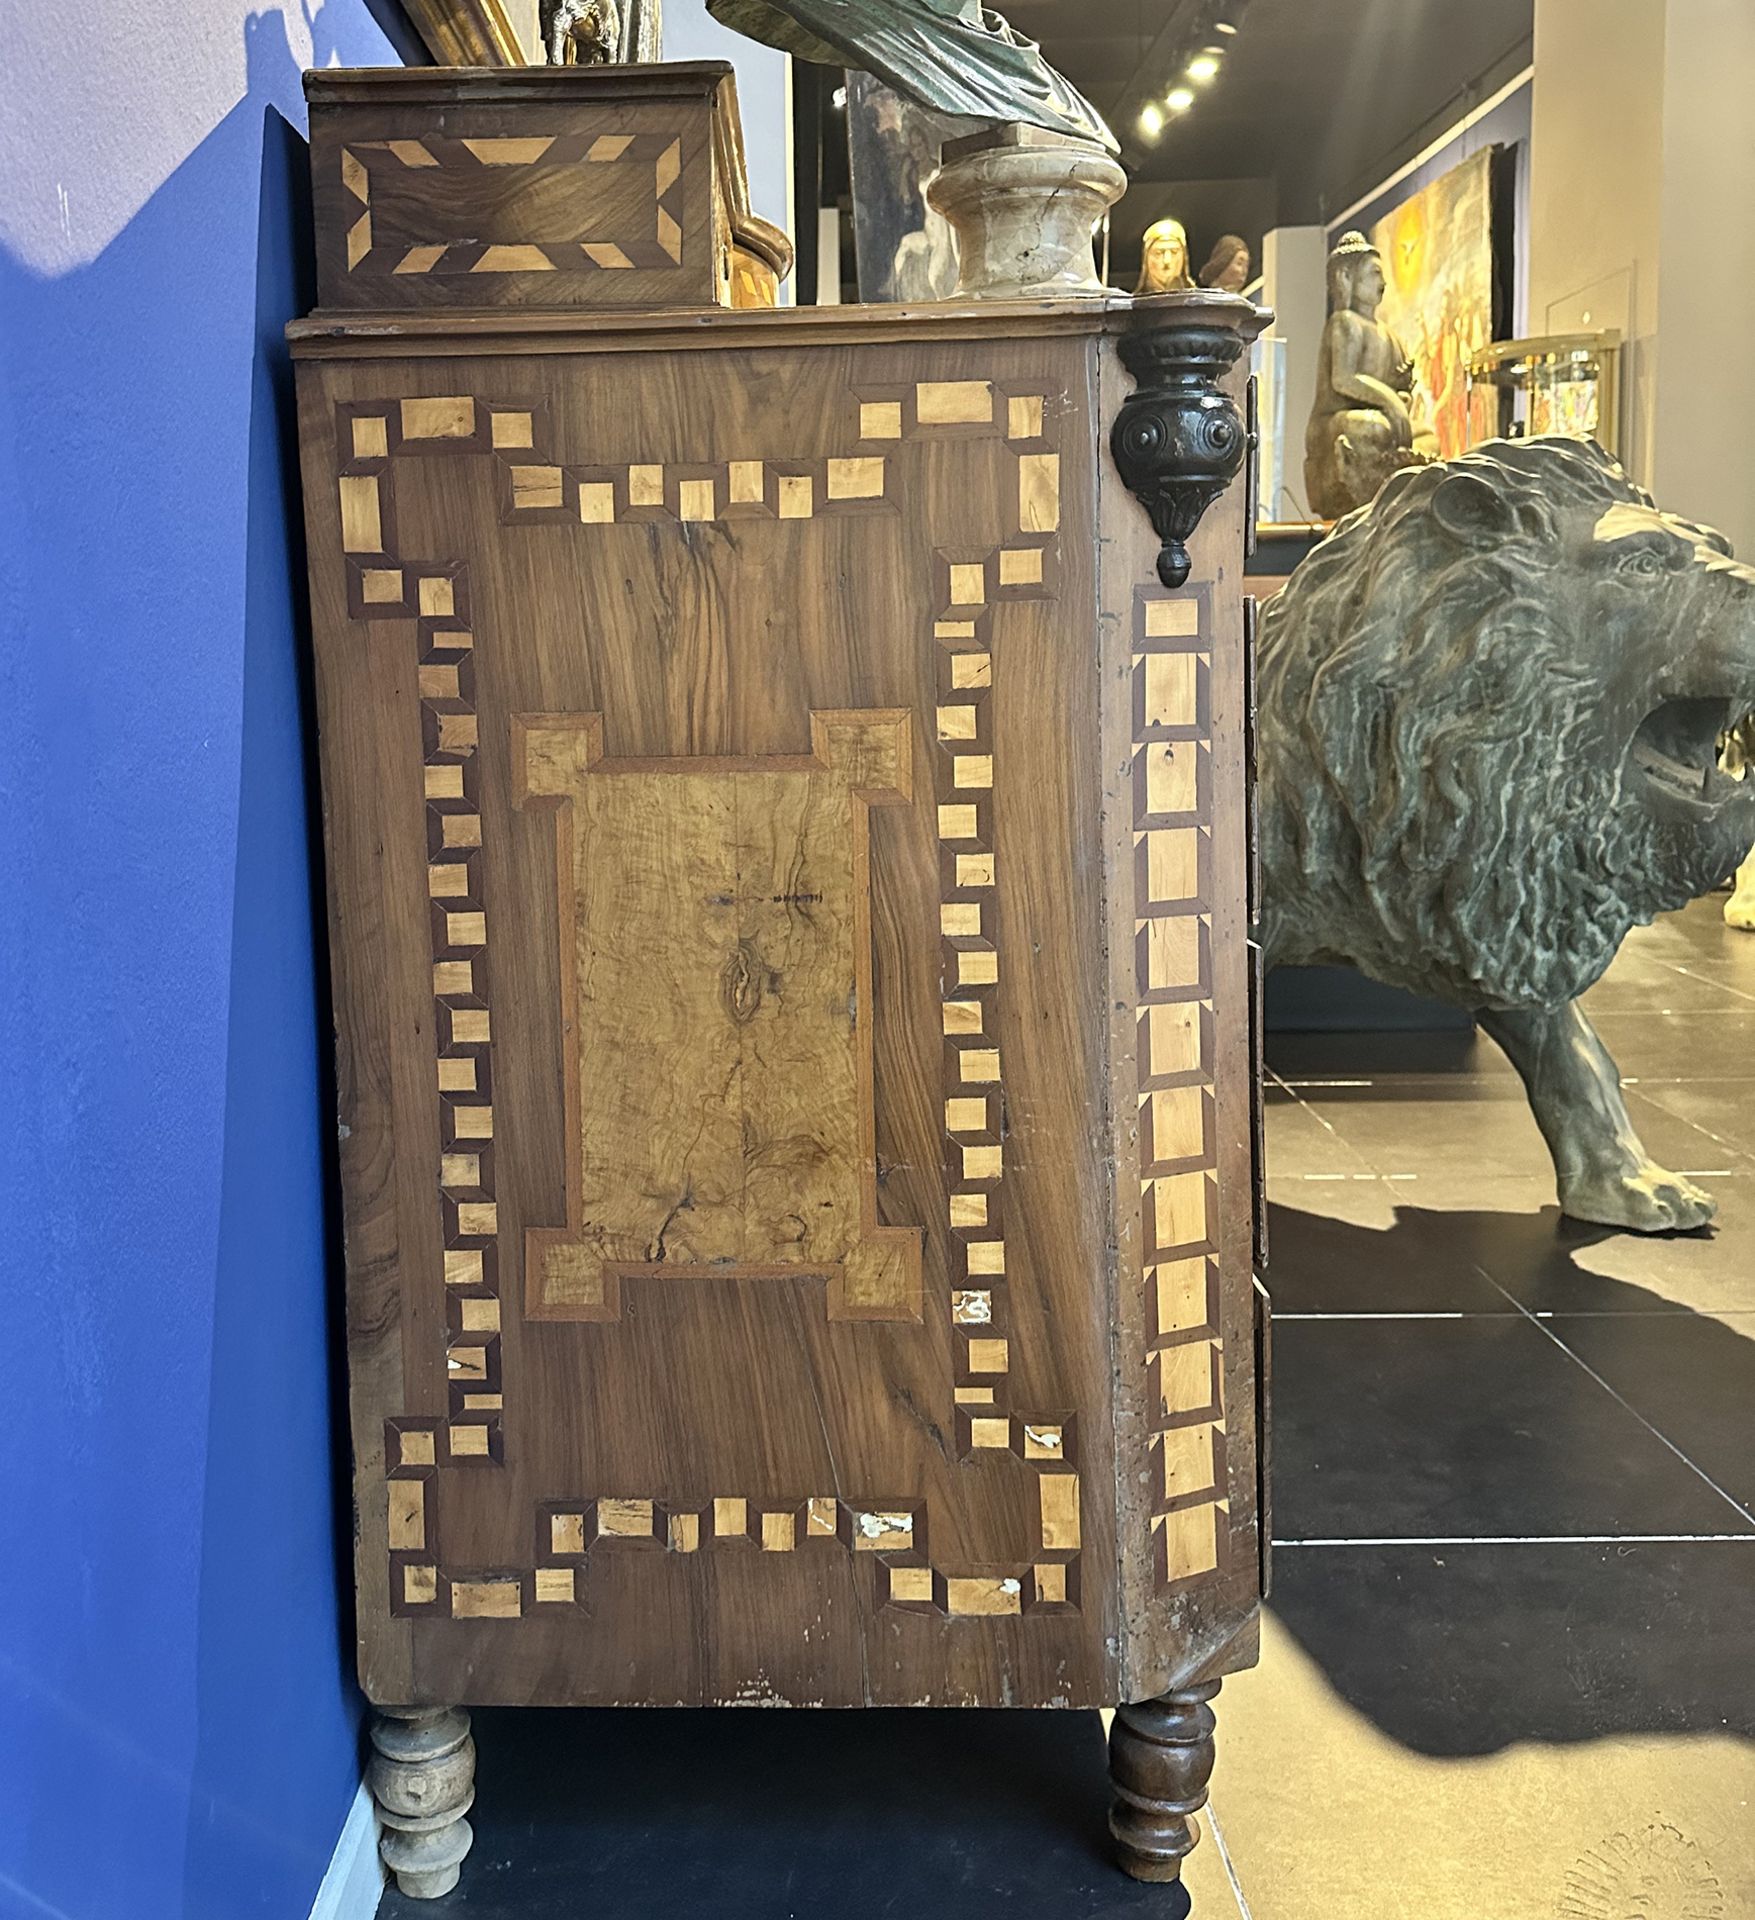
1187;52;1220;82
1214;17;1238;31
1166;86;1195;112
1138;102;1165;138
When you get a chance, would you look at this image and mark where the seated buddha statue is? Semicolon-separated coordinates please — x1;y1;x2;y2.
1304;229;1437;519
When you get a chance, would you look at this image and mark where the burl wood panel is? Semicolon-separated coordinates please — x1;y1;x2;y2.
294;306;1258;1709
511;708;922;1322
307;66;735;312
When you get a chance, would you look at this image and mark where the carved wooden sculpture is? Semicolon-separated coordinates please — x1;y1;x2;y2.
292;62;1269;1901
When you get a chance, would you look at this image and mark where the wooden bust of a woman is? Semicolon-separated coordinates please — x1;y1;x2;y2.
1303;229;1436;519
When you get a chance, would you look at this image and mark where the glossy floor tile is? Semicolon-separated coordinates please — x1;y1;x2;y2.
1272;1314;1753;1541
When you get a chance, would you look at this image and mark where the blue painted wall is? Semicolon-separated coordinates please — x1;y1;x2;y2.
0;6;416;1916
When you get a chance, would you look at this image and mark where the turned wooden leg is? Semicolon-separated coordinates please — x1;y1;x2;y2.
368;1707;476;1900
1108;1681;1220;1883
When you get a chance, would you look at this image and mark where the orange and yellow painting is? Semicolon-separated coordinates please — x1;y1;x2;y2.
1370;148;1496;459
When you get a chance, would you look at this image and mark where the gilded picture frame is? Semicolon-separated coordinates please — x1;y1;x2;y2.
400;0;530;64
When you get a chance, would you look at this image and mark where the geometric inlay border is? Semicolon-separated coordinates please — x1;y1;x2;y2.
1130;585;1228;1589
340;132;685;277
338;377;1095;1621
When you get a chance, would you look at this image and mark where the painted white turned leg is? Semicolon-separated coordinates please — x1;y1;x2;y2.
368;1707;476;1900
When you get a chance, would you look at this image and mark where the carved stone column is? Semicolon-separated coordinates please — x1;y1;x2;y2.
1110;291;1271;587
1108;1681;1221;1883
368;1707;476;1900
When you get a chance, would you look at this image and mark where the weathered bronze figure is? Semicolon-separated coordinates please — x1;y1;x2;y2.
1259;437;1755;1232
706;0;1116;152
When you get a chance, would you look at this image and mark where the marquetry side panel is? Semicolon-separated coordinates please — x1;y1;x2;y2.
301;341;1121;1703
1096;337;1262;1701
1129;589;1228;1590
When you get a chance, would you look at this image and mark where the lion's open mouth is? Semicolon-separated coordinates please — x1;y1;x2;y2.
1632;695;1755;812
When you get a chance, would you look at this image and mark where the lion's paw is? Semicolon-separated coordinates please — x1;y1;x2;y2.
1727;890;1755;931
1561;1164;1718;1234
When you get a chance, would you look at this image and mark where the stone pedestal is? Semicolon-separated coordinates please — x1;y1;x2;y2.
926;125;1125;300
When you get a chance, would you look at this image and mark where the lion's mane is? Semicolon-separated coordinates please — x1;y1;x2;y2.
1258;438;1695;1011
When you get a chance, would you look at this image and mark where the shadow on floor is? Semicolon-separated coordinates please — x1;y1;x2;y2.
1264;1199;1755;1758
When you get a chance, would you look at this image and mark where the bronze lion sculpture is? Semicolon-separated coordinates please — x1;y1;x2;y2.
1258;436;1755;1231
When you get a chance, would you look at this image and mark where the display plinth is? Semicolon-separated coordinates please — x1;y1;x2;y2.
291;62;1269;1900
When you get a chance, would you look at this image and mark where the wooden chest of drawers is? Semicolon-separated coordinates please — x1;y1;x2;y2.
292;63;1269;1903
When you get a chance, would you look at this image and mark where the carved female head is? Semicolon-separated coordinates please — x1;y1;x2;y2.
1198;233;1251;292
1135;217;1193;294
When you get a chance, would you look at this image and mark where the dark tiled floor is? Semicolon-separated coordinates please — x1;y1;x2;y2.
379;901;1755;1919
380;1707;1205;1920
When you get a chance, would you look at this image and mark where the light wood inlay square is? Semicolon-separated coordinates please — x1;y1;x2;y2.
400;397;475;440
1145;596;1202;639
1143;652;1201;729
597;1498;654;1538
948;562;986;606
388;1480;425;1551
511;465;563;510
451;1578;521;1619
1148;1172;1212;1255
338;475;382;553
916;380;992;424
946;1575;1021;1616
1017;454;1060;533
1039;1474;1080;1550
1007;394;1045;439
827;456;885;499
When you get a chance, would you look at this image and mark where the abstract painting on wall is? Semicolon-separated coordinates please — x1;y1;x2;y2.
1368;147;1500;459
